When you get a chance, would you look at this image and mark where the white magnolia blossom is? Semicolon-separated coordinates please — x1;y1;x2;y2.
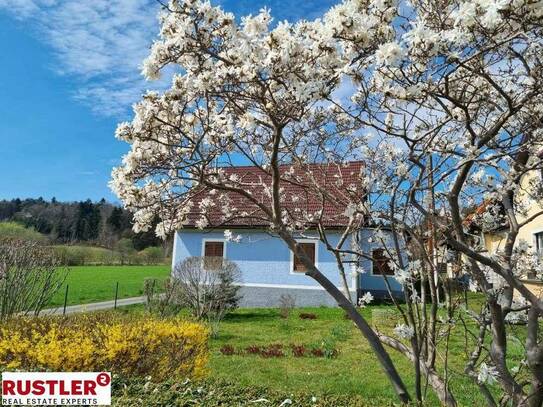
477;362;499;385
224;229;242;243
393;268;411;285
358;292;374;307
394;324;415;340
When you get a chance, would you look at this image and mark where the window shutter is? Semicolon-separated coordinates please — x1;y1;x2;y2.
204;241;224;270
205;241;224;257
372;249;394;276
293;242;316;272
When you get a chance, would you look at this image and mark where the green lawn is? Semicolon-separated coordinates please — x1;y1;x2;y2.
204;306;512;406
49;265;170;306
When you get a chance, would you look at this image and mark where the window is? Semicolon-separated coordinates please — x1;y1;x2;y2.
372;249;394;276
203;241;224;270
292;242;316;273
535;232;543;256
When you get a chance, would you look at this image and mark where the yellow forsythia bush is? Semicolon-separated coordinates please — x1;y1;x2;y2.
0;313;209;380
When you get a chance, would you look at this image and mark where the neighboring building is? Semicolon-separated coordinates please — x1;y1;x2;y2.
464;164;543;299
171;162;404;307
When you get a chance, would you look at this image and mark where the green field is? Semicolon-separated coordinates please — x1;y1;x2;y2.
49;265;171;306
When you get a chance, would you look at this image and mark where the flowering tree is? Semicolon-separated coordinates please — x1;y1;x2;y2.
332;0;543;405
112;0;543;405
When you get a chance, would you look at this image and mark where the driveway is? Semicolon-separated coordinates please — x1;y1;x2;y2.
40;296;146;315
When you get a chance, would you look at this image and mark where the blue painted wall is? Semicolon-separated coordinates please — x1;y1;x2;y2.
358;229;404;294
172;228;404;295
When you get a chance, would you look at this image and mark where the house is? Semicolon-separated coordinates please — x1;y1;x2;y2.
171;162;404;307
464;167;543;299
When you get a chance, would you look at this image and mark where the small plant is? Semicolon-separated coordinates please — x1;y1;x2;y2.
245;345;262;355
219;345;235;356
320;338;340;359
330;324;350;341
310;348;325;357
278;294;295;319
260;344;284;358
290;344;307;357
299;312;317;320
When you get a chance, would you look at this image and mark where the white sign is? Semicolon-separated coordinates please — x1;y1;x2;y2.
1;372;111;406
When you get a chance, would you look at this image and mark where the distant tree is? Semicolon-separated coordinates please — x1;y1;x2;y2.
107;207;124;232
117;238;136;265
75;200;101;241
0;198;163;250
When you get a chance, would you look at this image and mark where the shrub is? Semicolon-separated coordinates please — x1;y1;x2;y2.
278;294;295;319
0;313;209;380
0;239;67;320
172;257;241;337
219;345;235;356
138;246;164;265
51;245;121;266
144;278;184;317
299;312;317;320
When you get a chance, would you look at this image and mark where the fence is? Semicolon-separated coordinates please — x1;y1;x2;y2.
58;281;151;315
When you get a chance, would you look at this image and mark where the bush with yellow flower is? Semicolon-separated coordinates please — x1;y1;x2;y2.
0;313;209;380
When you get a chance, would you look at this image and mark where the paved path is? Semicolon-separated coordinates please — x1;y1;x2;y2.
41;296;146;315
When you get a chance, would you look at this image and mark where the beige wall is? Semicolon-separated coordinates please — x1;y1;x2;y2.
483;168;543;254
523;281;543;299
516;168;543;248
479;169;543;298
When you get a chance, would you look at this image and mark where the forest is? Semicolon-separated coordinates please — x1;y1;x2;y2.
0;197;164;251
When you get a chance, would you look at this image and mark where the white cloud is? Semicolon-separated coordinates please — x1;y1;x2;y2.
0;0;338;117
0;0;164;117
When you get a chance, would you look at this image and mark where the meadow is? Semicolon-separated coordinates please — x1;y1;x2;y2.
115;304;519;406
49;265;170;306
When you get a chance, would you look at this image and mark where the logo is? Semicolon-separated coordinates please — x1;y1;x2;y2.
1;372;111;406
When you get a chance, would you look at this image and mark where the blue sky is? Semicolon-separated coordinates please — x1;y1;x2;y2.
0;0;337;202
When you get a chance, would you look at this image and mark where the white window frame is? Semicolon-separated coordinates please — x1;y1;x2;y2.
290;239;319;275
369;248;394;277
533;229;543;256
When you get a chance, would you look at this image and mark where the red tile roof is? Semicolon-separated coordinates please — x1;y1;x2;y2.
463;199;506;231
183;161;365;229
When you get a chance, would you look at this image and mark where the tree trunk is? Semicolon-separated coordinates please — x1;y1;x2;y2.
526;307;543;407
278;230;411;404
378;334;457;407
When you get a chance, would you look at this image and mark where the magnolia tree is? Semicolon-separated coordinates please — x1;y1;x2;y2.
335;1;543;406
112;0;543;405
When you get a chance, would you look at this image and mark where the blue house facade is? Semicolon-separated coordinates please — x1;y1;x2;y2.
171;227;404;307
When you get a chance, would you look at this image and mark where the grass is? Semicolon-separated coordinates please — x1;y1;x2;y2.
204;306;518;406
72;295;529;405
49;265;171;306
0;221;46;241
